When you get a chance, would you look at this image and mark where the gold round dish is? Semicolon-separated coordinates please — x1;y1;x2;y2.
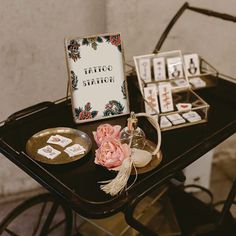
26;127;92;165
131;140;162;175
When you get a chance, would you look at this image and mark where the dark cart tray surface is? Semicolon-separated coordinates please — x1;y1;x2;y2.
0;76;235;218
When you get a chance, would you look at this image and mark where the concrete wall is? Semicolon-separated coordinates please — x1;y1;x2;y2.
106;0;236;79
0;0;106;121
0;0;106;196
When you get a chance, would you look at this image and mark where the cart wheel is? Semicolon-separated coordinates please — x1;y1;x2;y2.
0;193;73;236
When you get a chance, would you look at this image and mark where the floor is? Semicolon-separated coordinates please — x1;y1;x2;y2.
0;145;235;236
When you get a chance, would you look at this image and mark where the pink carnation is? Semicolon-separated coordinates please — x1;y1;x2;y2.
93;124;121;146
95;138;131;169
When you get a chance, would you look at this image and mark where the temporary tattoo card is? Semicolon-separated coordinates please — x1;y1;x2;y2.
158;82;174;113
64;144;86;157
65;33;129;123
182;111;201;123
173;78;189;87
143;86;159;114
47;134;72;147
160;116;172;129
166;114;186;125
184;54;200;77
167;57;184;79
153;57;166;81
189;77;206;88
37;145;61;159
138;58;152;82
176;103;192;112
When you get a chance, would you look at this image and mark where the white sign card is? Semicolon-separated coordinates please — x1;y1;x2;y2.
184;54;200;77
153;57;166;81
65;33;129;123
138;58;152;82
167;57;184;79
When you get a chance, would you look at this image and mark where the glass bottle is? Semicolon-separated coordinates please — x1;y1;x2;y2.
120;112;146;149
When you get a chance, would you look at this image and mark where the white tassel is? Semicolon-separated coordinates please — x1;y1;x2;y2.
100;157;133;196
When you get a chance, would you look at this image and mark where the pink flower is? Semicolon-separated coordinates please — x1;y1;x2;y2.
95;138;131;169
110;35;121;47
79;110;92;120
93;124;121;146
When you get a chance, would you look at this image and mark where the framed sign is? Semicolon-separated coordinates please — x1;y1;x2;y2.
65;33;130;123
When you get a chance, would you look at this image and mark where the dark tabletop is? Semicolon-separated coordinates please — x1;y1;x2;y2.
0;76;235;218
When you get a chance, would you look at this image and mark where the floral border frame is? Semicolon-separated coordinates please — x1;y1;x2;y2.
65;32;130;124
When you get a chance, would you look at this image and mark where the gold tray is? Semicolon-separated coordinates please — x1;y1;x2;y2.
26;127;92;165
131;140;162;175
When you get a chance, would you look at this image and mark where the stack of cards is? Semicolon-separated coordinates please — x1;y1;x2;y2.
37;145;61;159
172;78;189;87
47;134;72;147
64;144;86;157
176;103;192;112
160;111;202;129
166;113;186;125
160;116;172;129
182;111;202;123
189;77;206;88
37;134;86;160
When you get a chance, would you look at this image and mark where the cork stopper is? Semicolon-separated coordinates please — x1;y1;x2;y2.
127;112;138;131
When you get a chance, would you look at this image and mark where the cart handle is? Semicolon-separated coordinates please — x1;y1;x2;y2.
154;2;236;53
5;101;54;124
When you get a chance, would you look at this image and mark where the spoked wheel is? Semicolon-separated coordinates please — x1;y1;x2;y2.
0;193;73;236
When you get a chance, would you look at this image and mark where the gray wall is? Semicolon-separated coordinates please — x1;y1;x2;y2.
0;0;106;121
0;0;235;197
0;0;106;196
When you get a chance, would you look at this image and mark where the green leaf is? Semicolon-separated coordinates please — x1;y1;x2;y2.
97;36;103;43
82;39;89;45
91;111;98;118
103;36;110;42
75;108;82;116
